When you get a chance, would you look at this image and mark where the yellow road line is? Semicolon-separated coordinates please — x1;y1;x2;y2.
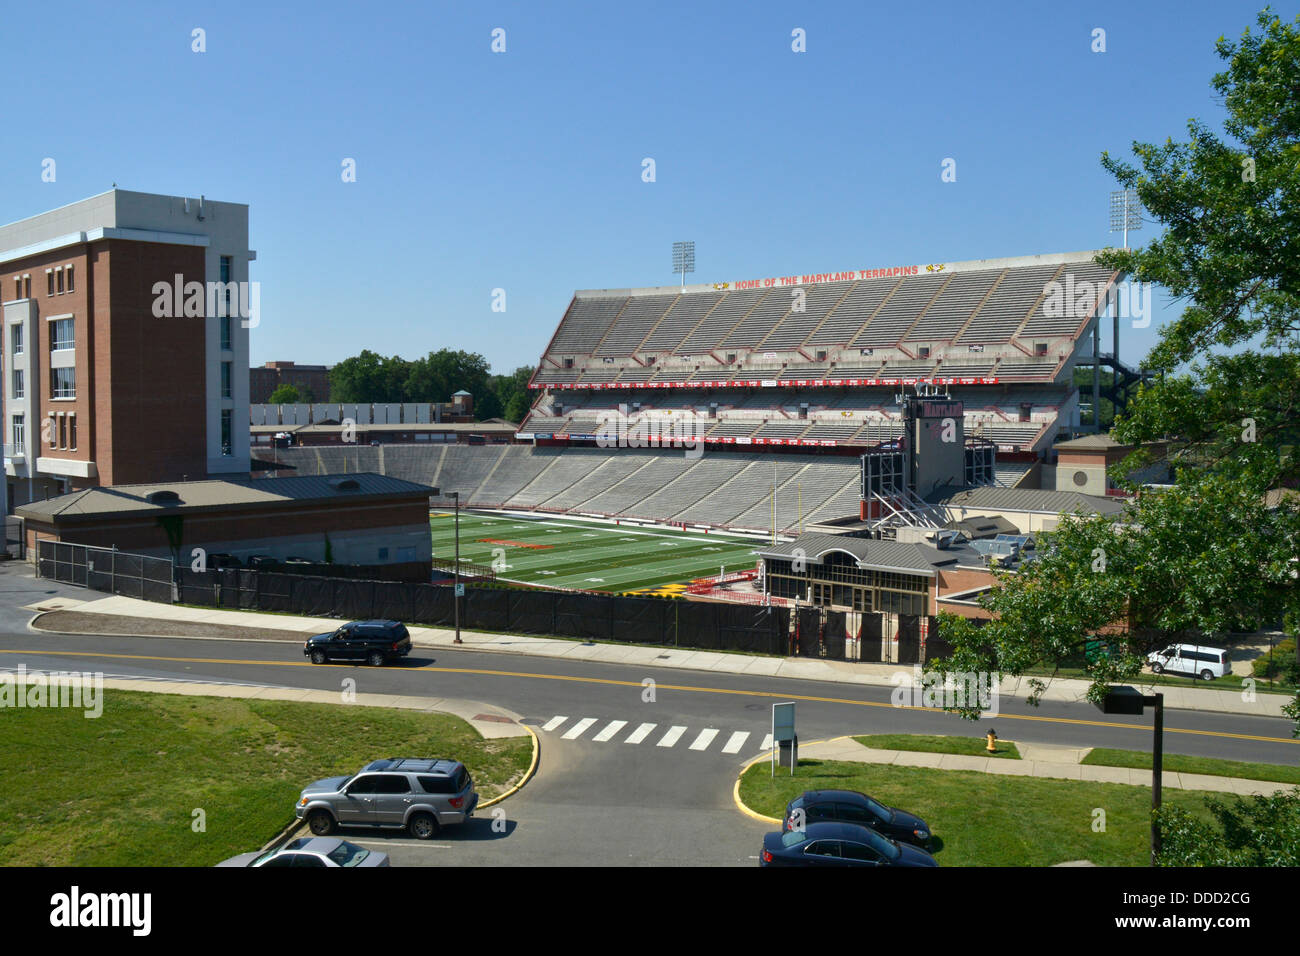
3;648;1296;745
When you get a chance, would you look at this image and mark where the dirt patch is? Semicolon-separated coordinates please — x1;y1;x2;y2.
31;610;320;643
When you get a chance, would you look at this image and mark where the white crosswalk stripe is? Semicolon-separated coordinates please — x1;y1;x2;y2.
562;717;598;740
657;726;688;748
537;715;766;756
624;722;657;744
721;731;750;754
592;720;627;742
688;729;719;751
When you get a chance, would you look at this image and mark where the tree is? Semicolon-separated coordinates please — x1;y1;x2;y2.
931;10;1300;734
1156;787;1300;866
267;383;300;404
934;475;1300;716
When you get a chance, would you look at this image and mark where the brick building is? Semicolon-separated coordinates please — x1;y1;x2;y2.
250;361;330;404
17;472;435;580
1;189;254;512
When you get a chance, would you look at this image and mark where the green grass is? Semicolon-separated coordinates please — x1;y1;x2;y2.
430;510;762;593
1082;748;1300;785
853;733;1021;759
0;690;532;866
740;759;1216;866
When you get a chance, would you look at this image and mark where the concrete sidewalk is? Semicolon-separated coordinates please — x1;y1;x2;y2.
801;737;1297;797
24;592;1295;720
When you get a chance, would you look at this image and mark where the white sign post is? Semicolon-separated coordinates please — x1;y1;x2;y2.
772;701;796;777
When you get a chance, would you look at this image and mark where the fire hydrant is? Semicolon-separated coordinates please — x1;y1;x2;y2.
985;729;998;753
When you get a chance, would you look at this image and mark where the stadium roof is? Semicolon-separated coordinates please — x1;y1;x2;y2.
17;472;434;522
926;485;1129;515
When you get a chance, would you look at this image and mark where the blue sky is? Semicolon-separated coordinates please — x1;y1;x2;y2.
0;0;1278;375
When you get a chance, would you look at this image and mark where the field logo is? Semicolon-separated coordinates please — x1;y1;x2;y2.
595;404;704;459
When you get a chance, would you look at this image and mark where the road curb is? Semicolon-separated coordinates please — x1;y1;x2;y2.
731;736;845;826
479;724;540;810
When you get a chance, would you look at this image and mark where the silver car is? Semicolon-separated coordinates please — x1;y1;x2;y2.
216;837;390;867
296;758;478;840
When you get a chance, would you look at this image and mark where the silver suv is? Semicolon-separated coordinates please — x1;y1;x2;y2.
296;758;478;840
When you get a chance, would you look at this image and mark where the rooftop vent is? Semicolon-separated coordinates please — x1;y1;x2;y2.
330;478;361;491
145;490;181;505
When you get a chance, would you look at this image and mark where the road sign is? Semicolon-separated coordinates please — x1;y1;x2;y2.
772;702;796;777
455;583;465;597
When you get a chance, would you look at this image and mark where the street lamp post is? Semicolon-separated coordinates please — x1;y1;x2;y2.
1097;685;1165;865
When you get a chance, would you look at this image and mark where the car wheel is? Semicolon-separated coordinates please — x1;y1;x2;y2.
310;649;327;665
367;650;386;667
408;812;440;840
1200;669;1214;681
307;810;335;835
1151;662;1164;674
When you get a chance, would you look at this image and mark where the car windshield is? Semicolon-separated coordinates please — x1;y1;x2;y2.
250;850;279;866
326;842;371;867
865;829;902;861
780;831;807;849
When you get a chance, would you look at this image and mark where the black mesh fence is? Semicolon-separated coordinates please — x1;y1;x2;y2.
897;614;923;665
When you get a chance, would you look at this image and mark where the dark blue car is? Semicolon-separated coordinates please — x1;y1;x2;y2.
760;821;938;867
783;789;932;847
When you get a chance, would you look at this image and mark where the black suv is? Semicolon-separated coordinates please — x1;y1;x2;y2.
304;620;412;666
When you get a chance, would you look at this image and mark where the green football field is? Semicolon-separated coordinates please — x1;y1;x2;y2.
428;511;763;594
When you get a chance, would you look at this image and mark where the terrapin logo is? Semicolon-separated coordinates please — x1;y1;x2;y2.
151;273;260;328
50;886;151;936
595;404;705;459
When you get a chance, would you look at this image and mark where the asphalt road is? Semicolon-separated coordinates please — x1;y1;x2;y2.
3;621;1298;866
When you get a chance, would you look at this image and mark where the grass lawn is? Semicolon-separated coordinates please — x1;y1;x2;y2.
0;690;532;867
1082;748;1300;785
430;510;761;594
1023;662;1296;696
853;733;1021;759
739;759;1216;866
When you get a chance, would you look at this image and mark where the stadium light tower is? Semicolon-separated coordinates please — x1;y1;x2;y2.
672;241;695;287
1109;189;1142;249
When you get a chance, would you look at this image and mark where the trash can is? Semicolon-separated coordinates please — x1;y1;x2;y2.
778;735;799;769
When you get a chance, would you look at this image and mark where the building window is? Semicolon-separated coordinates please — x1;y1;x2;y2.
11;416;24;454
220;256;232;284
47;271;55;296
50;318;75;350
221;362;233;399
56;269;64;294
51;414;58;449
65;265;74;293
11;324;22;355
1035;342;1048;357
69;414;77;450
919;346;930;358
11;369;22;399
52;367;75;399
58;414;66;449
22;275;30;298
221;409;233;456
220;314;232;350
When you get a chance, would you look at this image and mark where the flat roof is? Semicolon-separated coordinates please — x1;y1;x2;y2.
927;485;1129;516
17;472;435;523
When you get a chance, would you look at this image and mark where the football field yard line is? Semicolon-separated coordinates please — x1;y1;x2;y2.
428;511;760;593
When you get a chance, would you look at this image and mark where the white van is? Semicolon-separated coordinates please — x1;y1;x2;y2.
1147;644;1229;680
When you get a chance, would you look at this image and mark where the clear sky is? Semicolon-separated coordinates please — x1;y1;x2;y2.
0;0;1276;376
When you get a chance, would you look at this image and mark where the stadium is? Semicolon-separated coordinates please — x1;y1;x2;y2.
271;248;1139;659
